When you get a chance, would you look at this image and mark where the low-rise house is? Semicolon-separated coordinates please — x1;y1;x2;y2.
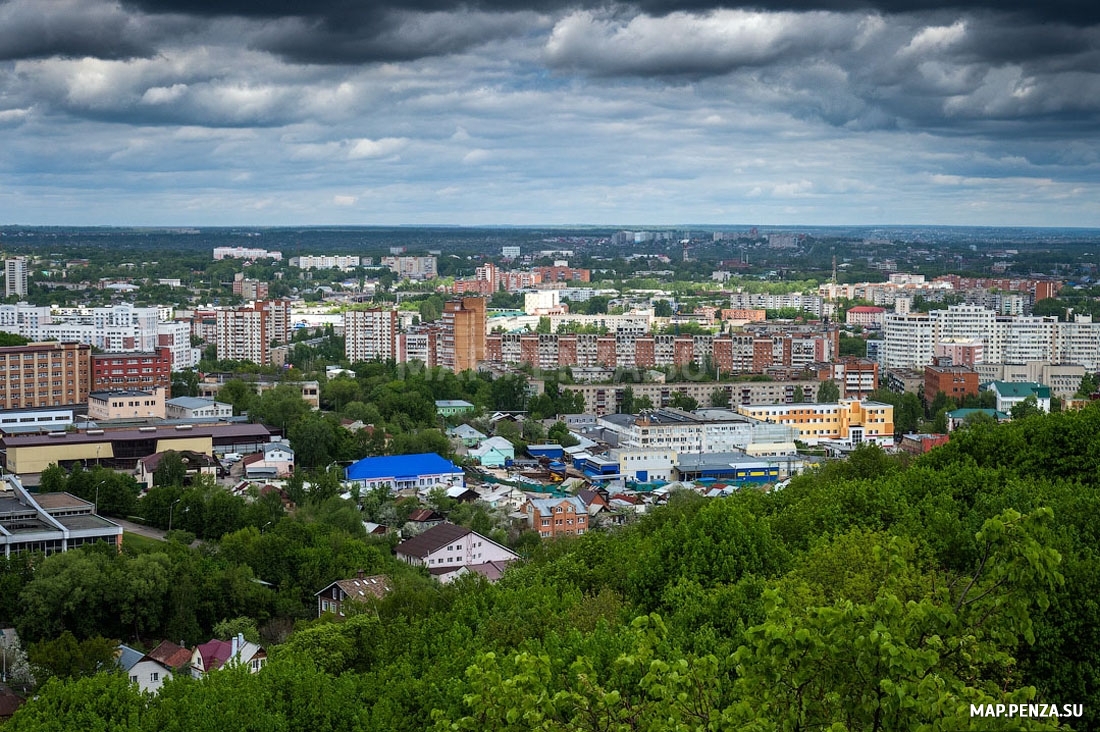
447;424;487;447
986;381;1052;414
315;572;393;617
241;442;295;479
435;400;476;417
396;522;519;583
345;453;464;492
945;408;1010;431
525;496;589;539
147;641;193;675
469;436;514;467
137;450;218;489
405;508;446;534
117;644;174;694
190;633;266;678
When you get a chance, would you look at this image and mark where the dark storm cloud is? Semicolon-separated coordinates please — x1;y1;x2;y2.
0;0;164;61
118;0;1097;25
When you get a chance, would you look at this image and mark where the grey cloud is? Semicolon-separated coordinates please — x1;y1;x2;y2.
0;0;162;60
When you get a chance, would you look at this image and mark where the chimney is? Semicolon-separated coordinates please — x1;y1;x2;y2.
232;633;242;657
356;569;365;580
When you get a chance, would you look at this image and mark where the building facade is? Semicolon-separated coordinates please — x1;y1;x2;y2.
215;300;291;365
734;399;895;447
344;308;398;363
4;257;27;298
0;342;91;410
92;349;172;395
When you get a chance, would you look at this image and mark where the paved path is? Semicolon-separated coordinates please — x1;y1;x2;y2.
112;516;168;542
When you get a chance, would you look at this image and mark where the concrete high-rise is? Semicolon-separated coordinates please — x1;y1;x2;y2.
4;257;28;298
215;300;291;365
345;308;398;363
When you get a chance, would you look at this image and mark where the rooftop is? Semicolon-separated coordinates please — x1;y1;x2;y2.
346;453;461;481
396;522;473;558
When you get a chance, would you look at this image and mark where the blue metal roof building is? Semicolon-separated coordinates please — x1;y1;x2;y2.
345;453;464;491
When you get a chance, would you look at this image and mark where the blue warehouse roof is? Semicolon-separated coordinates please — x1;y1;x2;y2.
346;453;461;481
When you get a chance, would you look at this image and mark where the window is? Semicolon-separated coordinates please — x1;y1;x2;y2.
130;675;138;684
150;672;159;682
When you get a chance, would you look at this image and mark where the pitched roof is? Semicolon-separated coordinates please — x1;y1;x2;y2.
346;453;461;481
527;495;587;517
319;574;392;601
148;640;193;670
116;644;145;672
396;522;472;558
407;508;443;522
990;381;1050;398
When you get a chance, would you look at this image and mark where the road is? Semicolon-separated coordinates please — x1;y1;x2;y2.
111;516;168;542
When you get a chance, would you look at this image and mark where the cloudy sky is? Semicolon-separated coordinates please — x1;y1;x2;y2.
1;0;1098;227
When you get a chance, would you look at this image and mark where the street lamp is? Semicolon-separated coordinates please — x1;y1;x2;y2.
94;480;106;515
168;498;181;532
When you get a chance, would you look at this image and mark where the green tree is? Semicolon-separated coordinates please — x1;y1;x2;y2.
547;421;579;447
816;379;840;403
653;299;673;317
153;451;187;487
250;384;312;433
218;379;257;416
1011;395;1043;420
27;632;119;683
668;391;698;412
709;387;731;408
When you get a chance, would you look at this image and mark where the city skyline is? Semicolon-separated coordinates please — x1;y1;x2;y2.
1;0;1098;227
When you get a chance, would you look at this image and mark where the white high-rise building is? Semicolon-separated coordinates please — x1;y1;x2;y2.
345;309;398;363
0;303;160;351
4;257;27;298
883;313;935;368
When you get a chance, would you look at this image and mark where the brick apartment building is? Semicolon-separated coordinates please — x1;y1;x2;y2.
440;298;486;373
924;365;980;406
0;342;92;410
92;348;173;396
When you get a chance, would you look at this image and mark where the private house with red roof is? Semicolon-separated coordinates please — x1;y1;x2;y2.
190;633;266;678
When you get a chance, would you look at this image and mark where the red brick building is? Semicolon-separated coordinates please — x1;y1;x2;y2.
924;365;979;406
92;347;173;396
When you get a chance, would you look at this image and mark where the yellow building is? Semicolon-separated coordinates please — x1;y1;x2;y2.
88;387;166;420
734;399;894;447
1;423;271;475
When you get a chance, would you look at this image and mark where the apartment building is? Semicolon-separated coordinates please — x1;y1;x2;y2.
92;348;172;395
380;256;437;280
735;399;895;447
212;247;282;261
816;357;879;398
231;275;268;301
215;300;291;365
344;308;398;363
0;303;161;352
4;257;27;298
884;305;1100;371
439;298;486;373
564;380;819;416
924;365;979;405
0;342;92;410
290;255;363;271
533;265;590;283
975;362;1085;399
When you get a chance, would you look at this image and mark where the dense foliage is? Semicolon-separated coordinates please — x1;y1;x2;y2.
6;405;1100;730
